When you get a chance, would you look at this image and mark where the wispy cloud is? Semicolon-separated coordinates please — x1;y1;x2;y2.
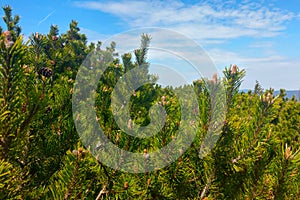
208;48;300;90
74;0;297;39
38;10;56;26
80;27;109;43
73;0;300;90
249;41;274;49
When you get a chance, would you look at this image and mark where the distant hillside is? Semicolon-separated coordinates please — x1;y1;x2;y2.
240;89;300;100
274;90;300;99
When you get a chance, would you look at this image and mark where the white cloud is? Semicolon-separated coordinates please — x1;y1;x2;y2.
74;0;297;39
242;60;300;90
74;1;300;90
75;1;147;16
249;41;274;49
80;27;109;43
207;48;300;90
86;27;300;90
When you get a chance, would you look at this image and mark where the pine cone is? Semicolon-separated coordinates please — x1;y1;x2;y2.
38;67;53;78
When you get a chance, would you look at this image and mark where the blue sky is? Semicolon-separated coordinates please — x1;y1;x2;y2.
1;0;300;90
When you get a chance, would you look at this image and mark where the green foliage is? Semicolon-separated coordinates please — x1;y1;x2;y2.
2;5;21;40
0;6;299;200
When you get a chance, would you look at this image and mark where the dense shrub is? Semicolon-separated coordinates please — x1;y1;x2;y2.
0;6;299;199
